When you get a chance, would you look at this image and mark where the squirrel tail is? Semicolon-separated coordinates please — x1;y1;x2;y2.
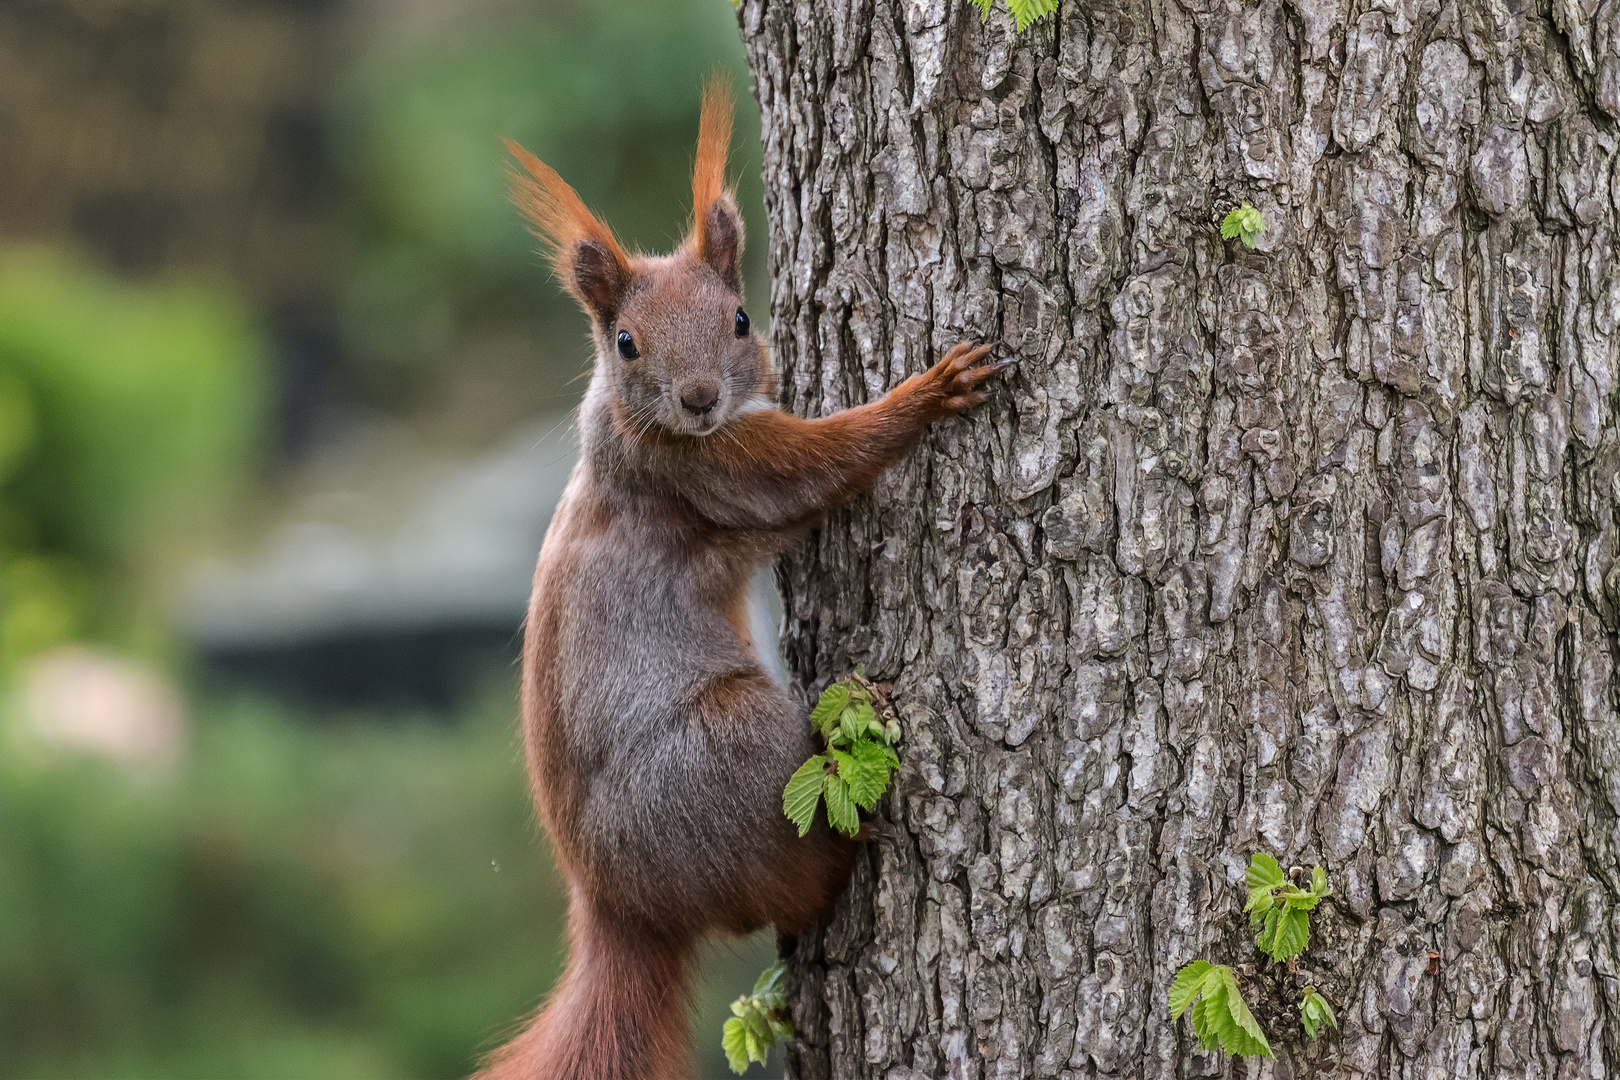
476;895;694;1080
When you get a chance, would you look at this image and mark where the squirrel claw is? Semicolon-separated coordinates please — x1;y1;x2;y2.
853;821;887;844
942;341;994;371
956;363;1005;389
944;392;990;412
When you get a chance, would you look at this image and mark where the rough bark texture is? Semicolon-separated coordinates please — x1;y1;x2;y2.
740;0;1620;1076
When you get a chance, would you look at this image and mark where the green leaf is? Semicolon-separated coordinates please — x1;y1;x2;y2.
845;739;897;809
782;756;828;837
722;1017;750;1074
1265;907;1310;961
752;959;787;1005
851;734;899;768
970;0;994;20
1245;852;1285;920
823;772;861;836
1218;967;1273;1058
867;737;900;768
1314;994;1336;1029
848;703;877;745
1246;852;1285;894
1249;855;1328;959
1220;201;1266;248
1300;987;1336;1039
1168;960;1214;1020
1301;997;1322;1039
1289;890;1325;912
1223;1016;1272;1058
839;706;863;746
1173;962;1273;1061
722;961;793;1073
1190;991;1219;1052
809;683;851;736
1256;907;1278;953
830;749;879;811
1005;0;1058;30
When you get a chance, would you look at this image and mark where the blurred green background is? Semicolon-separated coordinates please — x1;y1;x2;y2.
0;0;777;1076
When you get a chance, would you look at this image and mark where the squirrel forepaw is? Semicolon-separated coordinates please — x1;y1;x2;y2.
932;341;1014;414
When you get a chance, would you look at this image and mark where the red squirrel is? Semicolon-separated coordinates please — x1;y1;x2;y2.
479;77;1009;1080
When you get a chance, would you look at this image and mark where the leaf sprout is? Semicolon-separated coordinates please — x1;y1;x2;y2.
722;960;792;1074
970;0;1059;32
1221;201;1267;249
1169;854;1336;1061
783;673;900;838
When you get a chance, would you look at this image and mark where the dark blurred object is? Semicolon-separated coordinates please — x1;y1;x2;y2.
0;0;341;301
181;415;574;709
0;0;344;453
270;305;342;454
200;623;520;711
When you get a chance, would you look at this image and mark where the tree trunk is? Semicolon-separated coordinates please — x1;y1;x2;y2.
740;0;1620;1076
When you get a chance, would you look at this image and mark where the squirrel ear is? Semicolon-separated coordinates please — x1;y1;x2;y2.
571;238;631;324
505;138;632;324
688;74;743;290
698;195;744;291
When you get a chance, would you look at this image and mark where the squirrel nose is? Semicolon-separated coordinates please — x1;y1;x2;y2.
680;384;720;415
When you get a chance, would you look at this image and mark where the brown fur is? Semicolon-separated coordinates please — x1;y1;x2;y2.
688;74;733;257
481;79;1007;1080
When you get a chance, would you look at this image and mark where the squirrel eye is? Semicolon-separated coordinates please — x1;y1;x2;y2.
617;330;638;360
734;309;750;338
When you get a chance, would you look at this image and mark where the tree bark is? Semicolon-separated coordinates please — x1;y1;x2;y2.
741;0;1620;1076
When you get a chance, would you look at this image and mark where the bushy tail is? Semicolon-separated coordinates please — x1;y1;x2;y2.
477;898;694;1080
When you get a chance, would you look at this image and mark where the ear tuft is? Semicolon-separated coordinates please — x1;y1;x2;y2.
505;138;632;324
687;73;743;288
690;74;734;246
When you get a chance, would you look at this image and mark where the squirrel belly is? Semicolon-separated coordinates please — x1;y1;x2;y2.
520;436;856;942
477;75;1008;1080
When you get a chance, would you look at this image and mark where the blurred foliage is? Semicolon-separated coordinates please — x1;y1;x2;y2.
0;696;564;1079
331;0;765;398
0;250;265;670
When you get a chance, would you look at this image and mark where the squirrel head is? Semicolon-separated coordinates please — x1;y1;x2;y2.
506;75;769;438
